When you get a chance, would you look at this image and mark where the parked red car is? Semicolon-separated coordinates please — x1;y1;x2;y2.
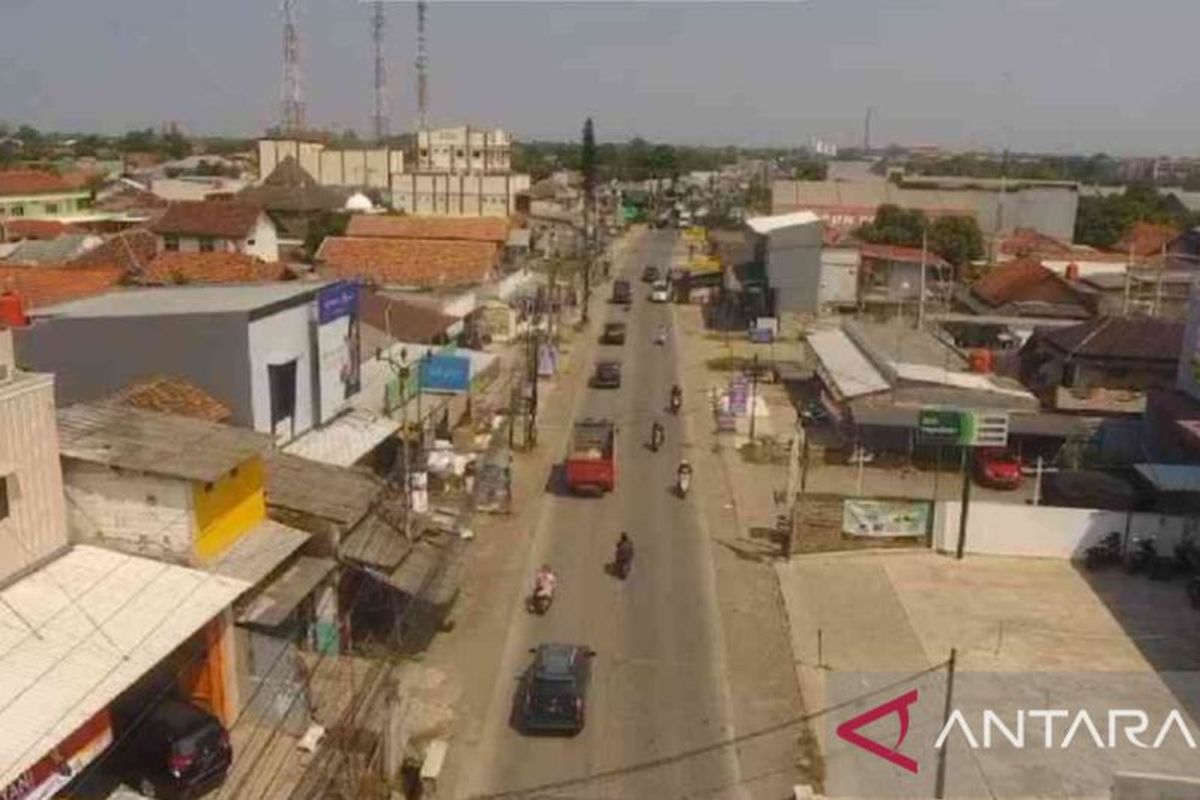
974;448;1023;489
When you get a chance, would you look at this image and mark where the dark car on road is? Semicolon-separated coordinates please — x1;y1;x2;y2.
611;279;632;305
114;698;232;799
519;643;595;734
591;360;622;388
601;322;627;345
641;265;660;283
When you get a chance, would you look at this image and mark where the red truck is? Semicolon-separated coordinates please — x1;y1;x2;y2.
564;419;616;495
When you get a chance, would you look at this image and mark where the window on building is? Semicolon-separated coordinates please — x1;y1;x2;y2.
0;475;9;521
456;149;465;159
10;206;24;217
164;235;180;251
43;203;58;214
473;150;482;160
199;237;215;253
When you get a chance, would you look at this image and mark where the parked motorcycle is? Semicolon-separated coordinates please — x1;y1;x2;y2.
1124;535;1157;575
1084;532;1122;571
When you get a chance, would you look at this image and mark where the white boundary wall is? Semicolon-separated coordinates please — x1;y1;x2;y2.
932;501;1193;560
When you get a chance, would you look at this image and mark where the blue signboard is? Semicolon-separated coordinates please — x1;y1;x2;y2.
420;354;471;393
317;281;359;324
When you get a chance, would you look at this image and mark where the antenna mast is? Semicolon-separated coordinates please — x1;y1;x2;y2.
281;0;304;135
371;0;388;141
864;106;873;152
416;0;428;130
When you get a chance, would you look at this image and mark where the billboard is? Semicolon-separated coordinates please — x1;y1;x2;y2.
918;407;1009;447
420;354;471;394
314;281;361;422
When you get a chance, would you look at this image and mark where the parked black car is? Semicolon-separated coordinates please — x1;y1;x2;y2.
519;643;595;734
591;360;622;388
114;699;232;799
601;322;627;345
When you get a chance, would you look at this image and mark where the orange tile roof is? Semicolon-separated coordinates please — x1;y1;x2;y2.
998;227;1075;258
345;214;510;244
108;375;233;423
143;251;290;285
859;242;950;269
1113;221;1180;258
0;265;124;309
0;170;78;196
71;228;158;272
149;200;262;239
316;236;497;288
0;219;79;242
972;257;1083;307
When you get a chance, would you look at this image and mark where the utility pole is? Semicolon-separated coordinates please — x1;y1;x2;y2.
581;117;596;324
918;227;928;330
748;354;760;442
955;448;971;559
934;648;958;798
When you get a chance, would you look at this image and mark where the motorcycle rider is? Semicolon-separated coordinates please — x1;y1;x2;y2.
655;324;668;345
670;383;682;413
615;533;634;574
650;420;665;450
533;564;556;609
677;459;693;495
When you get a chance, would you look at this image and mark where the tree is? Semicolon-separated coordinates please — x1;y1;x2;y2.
581;117;596;203
304;211;349;261
928;216;984;267
162;130;192;160
856;204;927;248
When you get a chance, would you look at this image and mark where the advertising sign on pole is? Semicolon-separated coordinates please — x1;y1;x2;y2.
419;354;471;394
314;281;361;422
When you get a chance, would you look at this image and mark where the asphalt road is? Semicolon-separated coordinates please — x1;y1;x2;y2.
460;230;746;800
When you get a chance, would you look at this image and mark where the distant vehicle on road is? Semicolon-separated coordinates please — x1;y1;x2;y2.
974;448;1023;489
590;360;622;389
113;698;232;799
641;265;660;283
518;643;595;735
564;419;616;494
650;280;670;303
601;322;627;345
610;279;632;305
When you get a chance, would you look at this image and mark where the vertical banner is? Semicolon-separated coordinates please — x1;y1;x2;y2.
314;281;361;422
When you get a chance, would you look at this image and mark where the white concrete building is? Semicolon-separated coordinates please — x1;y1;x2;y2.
391;172;530;217
416;126;513;174
257;139;403;190
746;211;825;316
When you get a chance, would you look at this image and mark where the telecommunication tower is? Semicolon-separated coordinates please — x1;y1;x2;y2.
281;0;305;135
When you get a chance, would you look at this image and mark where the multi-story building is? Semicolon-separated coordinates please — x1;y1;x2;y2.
0;170;92;221
415;126;513;174
390;172;530;217
257;138;403;190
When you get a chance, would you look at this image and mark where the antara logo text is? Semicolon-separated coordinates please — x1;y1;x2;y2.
835;689;1199;774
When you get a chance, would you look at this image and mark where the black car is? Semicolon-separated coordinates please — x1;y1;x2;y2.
601;322;627;345
114;699;232;799
591;360;622;388
611;279;632;305
641;265;660;283
520;643;595;734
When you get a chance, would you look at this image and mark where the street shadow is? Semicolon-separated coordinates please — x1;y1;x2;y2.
716;535;777;564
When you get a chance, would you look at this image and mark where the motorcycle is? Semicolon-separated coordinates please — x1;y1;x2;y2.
650;423;664;453
669;389;682;415
676;463;692;498
1124;535;1157;575
527;571;555;615
1083;531;1122;571
613;540;634;580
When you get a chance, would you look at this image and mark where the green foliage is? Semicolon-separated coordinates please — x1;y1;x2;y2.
905;152;1120;185
855;205;983;266
928;216;984;266
1073;185;1198;249
304;211;350;261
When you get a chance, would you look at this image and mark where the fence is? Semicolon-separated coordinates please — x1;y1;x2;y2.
932;500;1195;559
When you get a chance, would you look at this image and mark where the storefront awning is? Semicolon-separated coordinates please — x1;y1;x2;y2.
283;408;400;467
0;546;249;792
1134;463;1200;493
238;556;337;628
209;519;310;589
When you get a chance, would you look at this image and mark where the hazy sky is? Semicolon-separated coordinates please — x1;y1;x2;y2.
1;0;1197;155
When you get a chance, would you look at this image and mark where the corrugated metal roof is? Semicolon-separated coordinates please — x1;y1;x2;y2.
339;511;412;570
746;211;821;235
386;538;462;607
265;452;381;528
283;408;400;468
57;403;271;483
208;519;310;587
237;556;336;628
0;546;249;789
1134;464;1200;493
807;329;890;399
